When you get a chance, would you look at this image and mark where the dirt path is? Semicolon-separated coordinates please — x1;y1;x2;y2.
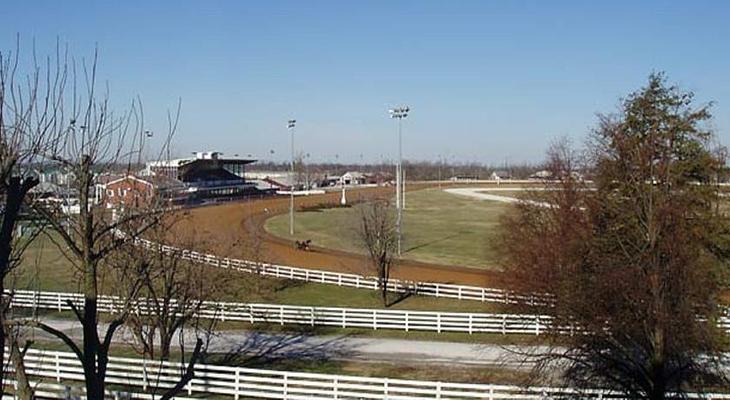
172;184;507;287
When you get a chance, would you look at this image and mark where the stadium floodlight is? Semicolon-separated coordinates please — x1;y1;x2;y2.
388;105;410;256
288;119;296;236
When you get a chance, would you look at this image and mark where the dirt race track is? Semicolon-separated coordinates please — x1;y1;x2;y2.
171;184;507;287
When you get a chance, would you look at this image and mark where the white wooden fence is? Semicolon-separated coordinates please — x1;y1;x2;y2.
8;290;553;335
135;238;546;306
12;348;730;400
9;290;730;336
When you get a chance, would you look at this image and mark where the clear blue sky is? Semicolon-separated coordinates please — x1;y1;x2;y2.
2;1;730;164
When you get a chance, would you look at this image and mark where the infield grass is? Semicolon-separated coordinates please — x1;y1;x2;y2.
265;188;513;269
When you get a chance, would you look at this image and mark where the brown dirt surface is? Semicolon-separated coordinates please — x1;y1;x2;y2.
170;183;509;287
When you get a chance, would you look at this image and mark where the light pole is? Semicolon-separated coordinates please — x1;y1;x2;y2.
388;106;409;256
288;119;296;236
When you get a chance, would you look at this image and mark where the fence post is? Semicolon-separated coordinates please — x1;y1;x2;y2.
333;377;338;399
535;316;540;335
384;378;389;398
502;315;507;335
142;359;148;391
234;368;240;400
342;309;346;329
55;354;61;382
305;269;309;282
356;276;360;288
489;385;494;400
310;306;315;326
283;374;288;399
405;311;409;332
58;293;62;312
458;286;462;300
468;314;473;335
437;313;441;333
436;382;441;399
373;310;377;330
280;305;285;326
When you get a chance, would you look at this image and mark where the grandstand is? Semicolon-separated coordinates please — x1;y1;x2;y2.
144;151;261;202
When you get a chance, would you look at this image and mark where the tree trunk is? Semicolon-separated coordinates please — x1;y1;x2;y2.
82;300;103;400
160;331;172;361
0;177;37;397
9;337;34;400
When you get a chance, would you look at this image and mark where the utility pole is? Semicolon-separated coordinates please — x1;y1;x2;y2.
288;119;296;236
388;106;409;256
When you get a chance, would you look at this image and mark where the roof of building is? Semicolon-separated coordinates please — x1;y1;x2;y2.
99;174;185;190
147;151;256;168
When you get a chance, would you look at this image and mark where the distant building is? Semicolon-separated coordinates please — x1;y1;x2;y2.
529;170;553;180
364;171;393;185
340;171;367;186
321;174;341;187
449;175;480;182
490;171;511;180
145;151;258;201
95;174;185;209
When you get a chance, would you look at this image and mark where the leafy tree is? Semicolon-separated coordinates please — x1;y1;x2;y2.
499;73;729;398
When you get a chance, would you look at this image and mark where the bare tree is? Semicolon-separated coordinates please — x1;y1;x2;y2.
116;212;226;362
357;200;397;306
22;48;199;400
498;73;729;398
0;39;70;398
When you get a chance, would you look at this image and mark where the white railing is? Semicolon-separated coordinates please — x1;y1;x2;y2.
8;290;553;335
3;379;198;400
9;290;730;335
12;348;730;400
135;237;546;305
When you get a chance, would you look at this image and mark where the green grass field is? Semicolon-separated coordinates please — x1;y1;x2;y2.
265;188;512;269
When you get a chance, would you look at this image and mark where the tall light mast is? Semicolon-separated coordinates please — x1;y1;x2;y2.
287;119;296;236
388;106;409;256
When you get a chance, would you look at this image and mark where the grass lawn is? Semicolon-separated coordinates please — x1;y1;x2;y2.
14;233;81;293
265;188;513;269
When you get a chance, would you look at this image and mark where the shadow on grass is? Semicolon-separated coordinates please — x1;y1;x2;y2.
385;291;413;308
404;232;464;253
273;278;307;292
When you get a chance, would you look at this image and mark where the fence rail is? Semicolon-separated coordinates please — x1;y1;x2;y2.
9;290;730;335
10;348;730;400
9;290;553;335
135;238;545;306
